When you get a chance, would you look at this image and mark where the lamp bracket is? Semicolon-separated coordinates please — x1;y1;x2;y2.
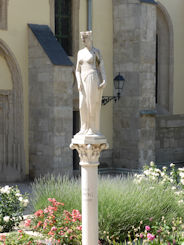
102;96;119;105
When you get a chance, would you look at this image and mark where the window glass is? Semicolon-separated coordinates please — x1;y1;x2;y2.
55;0;72;56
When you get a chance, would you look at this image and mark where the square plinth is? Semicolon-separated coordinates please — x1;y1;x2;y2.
71;134;108;145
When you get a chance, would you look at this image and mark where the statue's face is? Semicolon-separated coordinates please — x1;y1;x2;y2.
81;35;92;47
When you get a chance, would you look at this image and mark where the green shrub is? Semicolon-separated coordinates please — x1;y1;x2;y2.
31;174;183;242
0;185;29;232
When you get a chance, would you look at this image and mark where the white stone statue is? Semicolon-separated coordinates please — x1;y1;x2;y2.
75;31;106;136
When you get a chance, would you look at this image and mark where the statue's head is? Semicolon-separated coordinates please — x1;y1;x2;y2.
80;31;93;47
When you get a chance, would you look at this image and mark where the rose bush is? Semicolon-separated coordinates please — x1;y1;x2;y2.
25;198;82;244
0;185;29;232
134;162;184;207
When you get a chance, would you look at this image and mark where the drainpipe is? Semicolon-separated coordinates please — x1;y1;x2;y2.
87;0;92;30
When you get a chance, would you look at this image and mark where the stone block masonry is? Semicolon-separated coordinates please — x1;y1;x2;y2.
28;28;73;178
113;0;156;168
156;114;184;164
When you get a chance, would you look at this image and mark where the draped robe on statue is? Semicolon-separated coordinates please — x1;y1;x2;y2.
76;47;106;135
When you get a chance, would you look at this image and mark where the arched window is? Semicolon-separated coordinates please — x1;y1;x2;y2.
55;0;72;56
0;0;8;30
156;2;174;114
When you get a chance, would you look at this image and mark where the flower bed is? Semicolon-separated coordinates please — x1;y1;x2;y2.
27;198;82;244
2;163;184;244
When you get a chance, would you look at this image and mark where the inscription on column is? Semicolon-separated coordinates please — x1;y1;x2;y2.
82;187;94;201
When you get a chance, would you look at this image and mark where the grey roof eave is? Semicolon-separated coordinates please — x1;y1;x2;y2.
28;24;73;66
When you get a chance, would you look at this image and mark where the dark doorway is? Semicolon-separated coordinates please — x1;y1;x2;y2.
155;34;158;104
73;111;80;170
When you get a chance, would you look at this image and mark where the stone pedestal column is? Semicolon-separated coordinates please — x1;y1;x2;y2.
70;136;108;245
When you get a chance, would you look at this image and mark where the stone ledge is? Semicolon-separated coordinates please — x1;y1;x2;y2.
140;0;157;4
140;109;157;116
156;114;184;128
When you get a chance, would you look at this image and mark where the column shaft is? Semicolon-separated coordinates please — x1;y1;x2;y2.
81;165;98;245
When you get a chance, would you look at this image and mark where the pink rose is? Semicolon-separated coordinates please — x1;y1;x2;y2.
147;233;155;241
145;225;151;231
25;219;31;227
139;233;144;239
77;225;82;231
67;229;73;234
51;226;57;231
0;234;6;241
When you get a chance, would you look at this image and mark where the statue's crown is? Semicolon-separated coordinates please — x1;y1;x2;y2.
80;31;92;39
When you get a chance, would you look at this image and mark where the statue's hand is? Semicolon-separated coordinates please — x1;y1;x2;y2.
78;83;83;92
99;80;106;89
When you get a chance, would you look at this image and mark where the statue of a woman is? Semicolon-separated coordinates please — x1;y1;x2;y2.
75;31;106;136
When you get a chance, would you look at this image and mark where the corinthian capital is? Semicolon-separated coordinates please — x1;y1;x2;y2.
70;143;109;167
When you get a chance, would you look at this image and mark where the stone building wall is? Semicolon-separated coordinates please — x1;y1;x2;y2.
156;114;184;164
28;28;73;178
113;0;157;168
100;149;113;168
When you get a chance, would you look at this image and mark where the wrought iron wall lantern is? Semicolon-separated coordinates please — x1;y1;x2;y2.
102;73;125;105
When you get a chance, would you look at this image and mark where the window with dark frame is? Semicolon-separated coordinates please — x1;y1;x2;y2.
55;0;72;56
0;0;8;30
